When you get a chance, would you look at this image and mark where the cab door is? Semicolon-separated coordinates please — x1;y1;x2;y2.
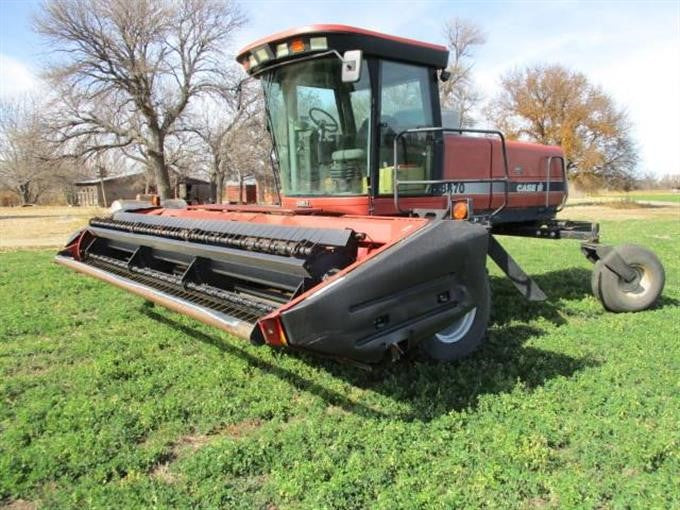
372;60;444;214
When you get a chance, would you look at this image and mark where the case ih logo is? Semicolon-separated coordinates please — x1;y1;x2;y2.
515;182;545;192
434;181;561;195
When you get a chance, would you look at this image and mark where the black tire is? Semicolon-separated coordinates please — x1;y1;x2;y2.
420;272;491;362
591;259;604;303
592;244;665;312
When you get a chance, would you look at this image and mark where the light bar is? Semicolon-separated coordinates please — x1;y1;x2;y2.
253;45;274;64
254;48;269;63
276;42;289;58
289;38;305;53
309;36;327;50
240;36;331;72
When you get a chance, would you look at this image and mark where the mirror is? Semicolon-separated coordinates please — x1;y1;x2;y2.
341;50;363;83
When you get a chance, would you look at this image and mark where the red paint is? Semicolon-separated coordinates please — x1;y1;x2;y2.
272;134;567;216
73;230;94;261
280;195;370;215
188;203;326;215
259;316;288;346
123;207;427;257
442;135;565;211
237;24;447;60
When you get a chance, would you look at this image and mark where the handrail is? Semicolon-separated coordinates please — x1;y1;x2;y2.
545;155;567;211
392;127;511;217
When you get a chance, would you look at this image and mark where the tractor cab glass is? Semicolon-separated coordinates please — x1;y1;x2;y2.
377;61;436;195
263;57;371;196
262;55;437;197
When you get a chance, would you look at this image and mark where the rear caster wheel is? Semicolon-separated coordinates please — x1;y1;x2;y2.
420;272;490;362
592;244;665;312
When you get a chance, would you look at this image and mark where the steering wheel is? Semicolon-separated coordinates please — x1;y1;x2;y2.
308;107;339;133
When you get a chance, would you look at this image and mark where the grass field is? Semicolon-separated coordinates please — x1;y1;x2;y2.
597;191;680;204
619;193;680;204
1;209;679;508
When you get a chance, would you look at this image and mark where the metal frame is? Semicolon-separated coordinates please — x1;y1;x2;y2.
580;242;638;282
392;127;510;217
546;155;568;211
487;236;547;302
491;219;599;242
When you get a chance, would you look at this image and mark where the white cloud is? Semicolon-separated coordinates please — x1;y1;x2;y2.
460;3;680;177
589;44;680;176
0;53;39;97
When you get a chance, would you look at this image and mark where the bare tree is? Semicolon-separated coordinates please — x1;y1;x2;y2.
0;96;68;204
221;110;272;203
183;78;265;203
34;0;246;199
659;173;680;190
440;18;486;127
485;64;639;189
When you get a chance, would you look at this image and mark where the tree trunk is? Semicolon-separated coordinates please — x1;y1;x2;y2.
18;182;32;205
149;154;171;199
209;153;223;204
209;178;217;204
147;133;171;199
216;172;225;204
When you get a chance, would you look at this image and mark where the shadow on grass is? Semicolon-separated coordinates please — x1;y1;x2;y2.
656;295;680;308
142;308;387;418
489;267;594;327
491;266;678;324
141;266;606;421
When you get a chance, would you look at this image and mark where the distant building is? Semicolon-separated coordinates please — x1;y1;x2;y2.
174;176;212;205
225;179;257;204
224;179;278;204
75;172;147;207
74;171;211;206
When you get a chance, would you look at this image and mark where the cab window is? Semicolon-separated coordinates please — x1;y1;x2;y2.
378;61;436;195
263;57;371;196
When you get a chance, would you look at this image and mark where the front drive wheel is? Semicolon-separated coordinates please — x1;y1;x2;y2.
592;244;665;312
420;273;491;362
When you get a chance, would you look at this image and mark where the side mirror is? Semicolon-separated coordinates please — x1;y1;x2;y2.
341;50;362;83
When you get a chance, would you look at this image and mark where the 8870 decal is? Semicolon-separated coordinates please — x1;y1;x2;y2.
431;182;493;195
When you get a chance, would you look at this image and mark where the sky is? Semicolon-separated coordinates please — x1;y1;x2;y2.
1;0;679;176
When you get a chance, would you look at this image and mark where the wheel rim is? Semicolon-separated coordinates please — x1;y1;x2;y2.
434;308;477;344
621;264;651;297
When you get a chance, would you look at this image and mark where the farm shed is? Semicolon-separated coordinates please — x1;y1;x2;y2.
74;172;212;206
175;175;212;204
224;180;258;204
224;179;279;204
74;172;147;207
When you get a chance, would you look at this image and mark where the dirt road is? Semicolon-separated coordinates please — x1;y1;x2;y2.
0;206;105;250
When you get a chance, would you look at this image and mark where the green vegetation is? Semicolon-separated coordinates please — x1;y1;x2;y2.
605;192;680;204
1;219;678;508
621;193;680;204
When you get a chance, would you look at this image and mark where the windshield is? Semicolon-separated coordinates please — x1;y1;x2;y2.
262;57;371;196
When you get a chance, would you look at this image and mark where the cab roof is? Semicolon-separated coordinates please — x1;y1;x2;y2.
236;24;449;73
